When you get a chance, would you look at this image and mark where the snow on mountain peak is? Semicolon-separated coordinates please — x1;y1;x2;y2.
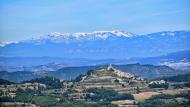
49;32;63;37
161;31;176;36
0;30;136;47
0;41;19;47
32;30;136;42
1;30;188;47
92;30;135;37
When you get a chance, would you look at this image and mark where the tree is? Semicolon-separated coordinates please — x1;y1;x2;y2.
114;93;134;100
87;70;94;76
0;96;14;102
138;94;178;107
136;86;140;94
74;74;85;82
15;88;35;103
114;79;119;83
23;76;63;89
0;79;14;85
86;88;134;101
86;88;118;101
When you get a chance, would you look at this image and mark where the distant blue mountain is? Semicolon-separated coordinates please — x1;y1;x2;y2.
0;30;190;59
1;63;189;83
130;50;190;64
0;49;189;72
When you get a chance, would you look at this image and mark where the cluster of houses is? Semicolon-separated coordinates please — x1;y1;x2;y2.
107;64;135;78
107;64;145;81
149;80;166;85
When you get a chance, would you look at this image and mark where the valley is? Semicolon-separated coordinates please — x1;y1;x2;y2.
1;63;189;83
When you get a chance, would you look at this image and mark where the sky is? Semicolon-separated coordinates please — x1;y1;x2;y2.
0;0;190;42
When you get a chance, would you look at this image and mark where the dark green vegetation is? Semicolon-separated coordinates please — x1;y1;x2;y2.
139;93;190;107
157;73;190;88
1;88;36;105
148;94;175;100
23;76;63;89
1;86;118;107
1;73;190;107
74;74;85;82
1;65;190;107
74;70;95;82
0;76;119;107
86;88;134;101
175;92;190;104
1;63;189;82
0;96;14;102
157;73;190;82
15;88;35;103
0;71;42;83
0;79;14;85
32;95;58;107
16;89;117;107
32;97;117;107
184;82;190;87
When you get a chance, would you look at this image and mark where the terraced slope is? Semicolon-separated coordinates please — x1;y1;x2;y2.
74;65;148;94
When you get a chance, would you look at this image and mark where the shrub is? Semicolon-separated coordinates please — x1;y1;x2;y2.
23;76;63;89
139;94;178;107
86;88;117;101
0;96;14;102
184;82;190;87
114;93;134;100
75;74;85;82
86;88;134;101
149;94;174;100
15;88;35;103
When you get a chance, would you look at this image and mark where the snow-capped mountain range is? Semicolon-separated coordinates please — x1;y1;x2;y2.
0;31;136;46
31;30;136;42
0;30;190;59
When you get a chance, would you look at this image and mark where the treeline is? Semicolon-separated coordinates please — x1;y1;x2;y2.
0;79;14;85
157;73;190;82
149;83;169;89
1;88;118;107
85;88;134;101
139;93;190;107
23;76;63;89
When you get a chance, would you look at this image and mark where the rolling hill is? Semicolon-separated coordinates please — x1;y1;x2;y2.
0;64;189;83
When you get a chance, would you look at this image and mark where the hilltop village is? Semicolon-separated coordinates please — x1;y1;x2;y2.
0;65;190;107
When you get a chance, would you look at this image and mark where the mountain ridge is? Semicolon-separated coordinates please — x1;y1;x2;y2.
0;30;189;59
0;30;136;46
1;30;189;47
1;63;189;83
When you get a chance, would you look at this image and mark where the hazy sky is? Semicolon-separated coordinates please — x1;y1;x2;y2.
0;0;190;42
